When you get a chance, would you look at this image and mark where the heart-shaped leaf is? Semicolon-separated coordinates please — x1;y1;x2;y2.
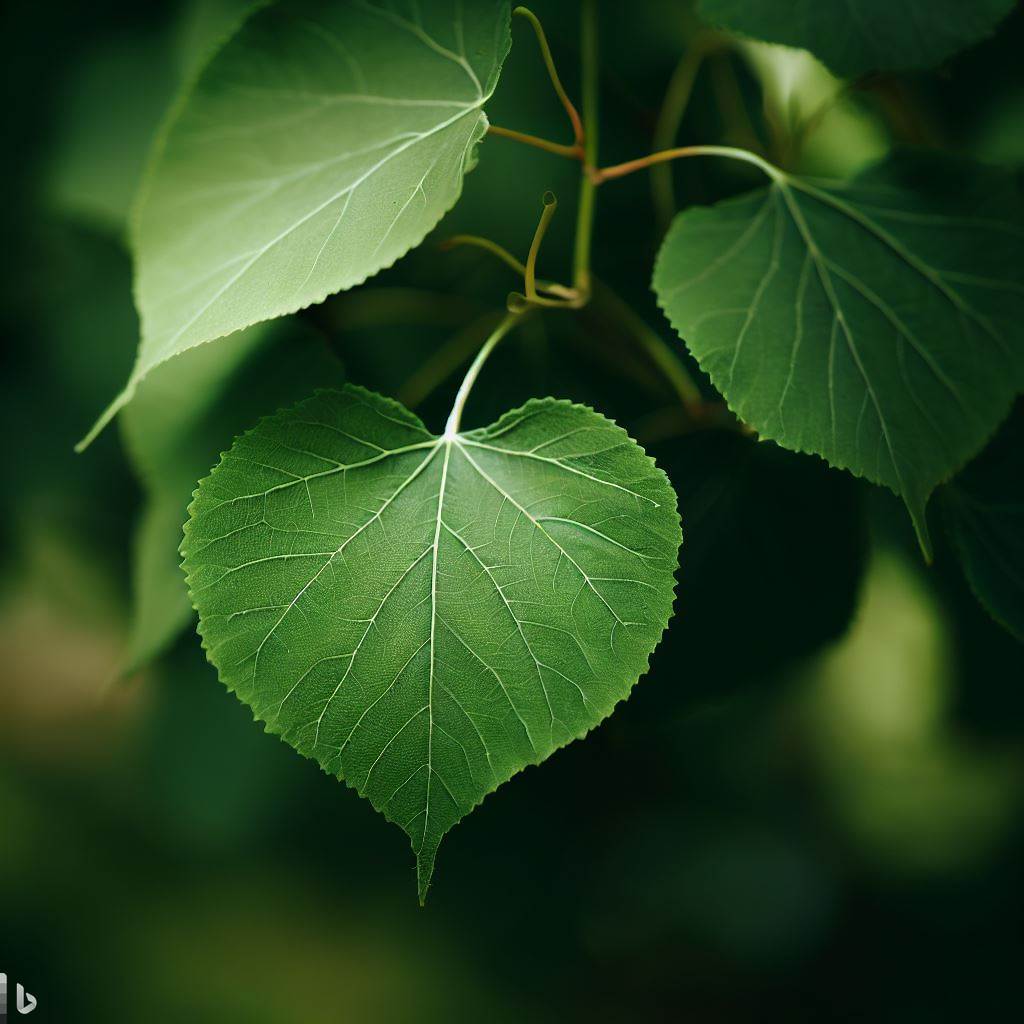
82;0;511;445
653;160;1024;556
182;386;682;900
698;0;1016;77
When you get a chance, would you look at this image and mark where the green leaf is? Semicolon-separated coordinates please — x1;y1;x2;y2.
82;0;511;446
176;0;264;81
182;386;681;900
122;327;269;671
698;0;1016;77
652;159;1024;556
941;405;1024;642
122;322;343;672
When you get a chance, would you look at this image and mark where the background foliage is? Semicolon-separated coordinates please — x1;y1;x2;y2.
1;0;1022;1019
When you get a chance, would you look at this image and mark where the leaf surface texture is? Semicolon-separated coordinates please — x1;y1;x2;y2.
87;0;510;440
653;164;1024;552
183;387;682;899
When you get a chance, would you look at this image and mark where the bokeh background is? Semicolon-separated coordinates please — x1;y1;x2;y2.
2;1;1023;1020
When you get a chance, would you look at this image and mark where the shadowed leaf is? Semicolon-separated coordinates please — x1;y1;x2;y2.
653;159;1024;555
941;404;1024;642
698;0;1016;77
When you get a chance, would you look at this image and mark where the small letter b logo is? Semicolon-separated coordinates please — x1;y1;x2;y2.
15;984;35;1015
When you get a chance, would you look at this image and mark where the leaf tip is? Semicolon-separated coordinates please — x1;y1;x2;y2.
905;494;934;564
416;850;437;907
76;386;134;452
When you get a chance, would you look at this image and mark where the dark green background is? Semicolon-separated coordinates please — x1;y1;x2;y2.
1;2;1022;1020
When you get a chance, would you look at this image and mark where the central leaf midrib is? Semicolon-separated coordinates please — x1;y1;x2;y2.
424;439;454;849
774;180;908;497
789;176;1003;346
342;429;638;831
258;420;646;842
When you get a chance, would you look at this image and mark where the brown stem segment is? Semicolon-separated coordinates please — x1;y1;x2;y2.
591;144;781;185
513;6;585;147
440;234;528;278
486;124;584;160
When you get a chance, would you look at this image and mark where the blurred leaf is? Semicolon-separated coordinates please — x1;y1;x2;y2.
698;0;1016;77
0;225;137;568
653;157;1024;555
647;431;866;702
0;526;139;765
48;2;258;234
138;642;299;851
737;41;889;176
941;404;1024;642
802;552;1021;873
975;90;1024;165
33;227;139;412
175;0;260;79
121;327;267;670
182;386;681;900
48;32;178;231
127;498;198;670
87;0;513;444
121;323;343;671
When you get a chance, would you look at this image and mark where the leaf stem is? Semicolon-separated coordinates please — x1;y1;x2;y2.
513;6;584;147
441;234;528;277
525;192;558;300
591;144;784;185
444;310;529;437
573;0;599;297
487;124;583;160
